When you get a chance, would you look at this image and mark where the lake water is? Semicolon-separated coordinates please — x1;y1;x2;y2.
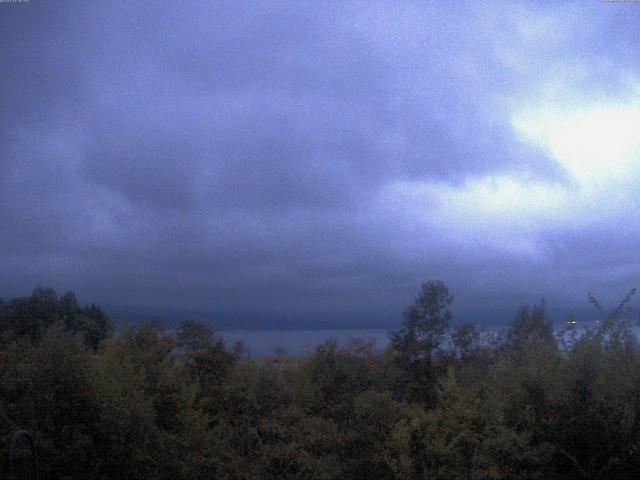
219;324;640;358
219;329;391;357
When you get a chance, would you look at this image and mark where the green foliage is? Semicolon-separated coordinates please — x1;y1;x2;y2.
506;302;555;351
390;280;453;405
175;320;215;352
0;288;111;348
2;284;640;479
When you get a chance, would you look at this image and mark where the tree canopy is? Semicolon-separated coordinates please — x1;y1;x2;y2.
1;283;640;479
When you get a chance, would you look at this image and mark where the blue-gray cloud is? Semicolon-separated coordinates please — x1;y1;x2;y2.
1;0;640;325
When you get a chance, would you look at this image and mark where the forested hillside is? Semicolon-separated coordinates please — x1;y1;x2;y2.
1;282;640;479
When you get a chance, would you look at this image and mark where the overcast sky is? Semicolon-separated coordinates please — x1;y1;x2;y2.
2;1;640;326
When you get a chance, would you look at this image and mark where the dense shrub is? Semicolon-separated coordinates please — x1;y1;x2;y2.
1;285;640;479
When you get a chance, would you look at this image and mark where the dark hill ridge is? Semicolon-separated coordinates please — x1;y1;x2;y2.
102;303;601;331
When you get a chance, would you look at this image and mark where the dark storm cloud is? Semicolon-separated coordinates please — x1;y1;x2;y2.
2;1;640;325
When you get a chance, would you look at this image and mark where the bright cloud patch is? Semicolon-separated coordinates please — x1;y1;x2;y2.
379;98;640;262
513;102;640;187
